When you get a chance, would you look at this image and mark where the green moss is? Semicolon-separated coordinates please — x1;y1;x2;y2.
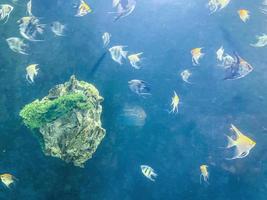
20;93;92;130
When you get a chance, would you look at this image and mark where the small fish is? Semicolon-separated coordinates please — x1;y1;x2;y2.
6;37;28;55
216;46;224;61
102;32;111;47
200;165;209;184
226;124;256;160
191;48;204;65
140;165;157;182
251;34;267;47
238;9;249;22
120;105;147;127
18;16;45;41
128;52;143;69
128;79;151;96
109;45;128;65
110;0;136;21
0;174;17;188
180;69;192;83
207;0;230;14
0;4;13;24
223;53;253;80
170;91;179;113
75;0;92;17
26;64;39;83
27;0;32;16
51;21;65;36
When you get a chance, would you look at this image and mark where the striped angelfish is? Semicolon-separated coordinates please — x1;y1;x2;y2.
140;165;157;181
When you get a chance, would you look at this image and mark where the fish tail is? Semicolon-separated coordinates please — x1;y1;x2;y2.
121;50;128;58
226;135;236;148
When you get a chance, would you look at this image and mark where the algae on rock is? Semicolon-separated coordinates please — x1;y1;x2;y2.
20;75;105;167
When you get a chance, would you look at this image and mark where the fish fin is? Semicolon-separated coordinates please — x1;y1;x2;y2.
226;135;236;148
121;50;128;58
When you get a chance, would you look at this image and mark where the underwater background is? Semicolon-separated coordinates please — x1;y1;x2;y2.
0;0;267;199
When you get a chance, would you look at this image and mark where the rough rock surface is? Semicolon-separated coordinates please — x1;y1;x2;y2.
21;75;105;167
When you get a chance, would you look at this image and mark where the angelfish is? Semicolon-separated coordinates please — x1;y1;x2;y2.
109;45;128;65
200;165;209;184
251;34;267;47
128;79;151;96
226;124;256;160
75;0;92;17
140;165;157;182
170;91;180;113
180;69;192;83
0;4;13;24
6;37;28;55
110;0;136;21
216;46;224;61
191;48;204;65
0;174;17;188
102;32;111;48
26;64;39;83
128;52;143;69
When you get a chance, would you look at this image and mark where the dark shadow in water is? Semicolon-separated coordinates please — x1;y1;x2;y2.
88;51;107;77
219;25;240;52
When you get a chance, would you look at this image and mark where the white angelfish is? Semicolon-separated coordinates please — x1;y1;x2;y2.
26;64;39;83
216;46;224;61
18;16;45;41
0;4;13;24
180;69;192;83
6;37;28;55
140;165;157;181
102;32;111;47
251;34;267;47
128;52;143;69
51;21;66;36
109;45;128;65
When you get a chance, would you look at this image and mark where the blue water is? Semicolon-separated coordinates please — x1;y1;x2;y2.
1;0;267;199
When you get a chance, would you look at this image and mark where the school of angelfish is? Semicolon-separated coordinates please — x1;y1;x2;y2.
0;0;264;188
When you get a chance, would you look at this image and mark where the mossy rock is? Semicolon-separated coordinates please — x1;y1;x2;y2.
19;75;105;167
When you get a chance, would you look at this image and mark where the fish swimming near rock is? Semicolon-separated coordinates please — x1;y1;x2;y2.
6;37;28;55
18;16;45;41
0;4;13;24
140;165;157;181
223;52;253;80
226;124;256;160
75;0;92;17
128;52;143;69
251;34;267;47
51;21;66;36
200;165;209;184
128;79;151;96
110;0;136;21
102;32;111;48
26;64;39;83
109;45;128;65
180;69;192;83
0;174;17;188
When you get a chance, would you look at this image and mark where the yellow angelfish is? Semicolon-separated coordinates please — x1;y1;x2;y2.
75;0;92;17
226;124;256;160
238;9;250;22
170;91;179;113
0;174;17;188
191;48;204;65
128;52;143;69
200;165;209;184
